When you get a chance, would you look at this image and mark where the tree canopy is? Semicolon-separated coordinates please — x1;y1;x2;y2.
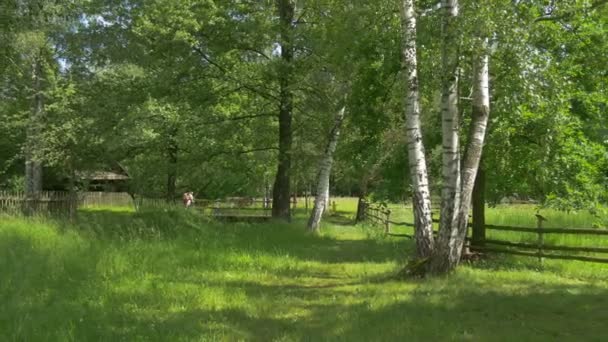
1;0;606;213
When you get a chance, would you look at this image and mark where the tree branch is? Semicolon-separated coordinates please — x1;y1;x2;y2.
239;46;271;60
534;0;608;22
200;113;276;125
192;46;227;73
204;146;278;162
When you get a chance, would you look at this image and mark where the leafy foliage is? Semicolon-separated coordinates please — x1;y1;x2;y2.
0;0;605;210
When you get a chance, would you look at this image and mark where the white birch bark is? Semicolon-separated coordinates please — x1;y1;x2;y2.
430;0;462;273
431;36;491;273
451;39;491;263
400;0;434;258
308;105;346;232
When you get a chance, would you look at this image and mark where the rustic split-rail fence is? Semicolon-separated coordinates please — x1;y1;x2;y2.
361;200;608;264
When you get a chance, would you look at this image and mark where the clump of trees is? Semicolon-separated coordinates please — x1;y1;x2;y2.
1;1;606;274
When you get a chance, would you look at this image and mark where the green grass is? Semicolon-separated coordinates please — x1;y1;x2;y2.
377;201;608;274
382;202;607;228
1;204;608;341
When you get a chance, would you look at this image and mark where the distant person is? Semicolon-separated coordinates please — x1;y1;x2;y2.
183;191;194;208
189;192;195;207
182;192;189;207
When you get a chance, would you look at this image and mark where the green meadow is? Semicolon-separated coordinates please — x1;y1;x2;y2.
1;202;607;341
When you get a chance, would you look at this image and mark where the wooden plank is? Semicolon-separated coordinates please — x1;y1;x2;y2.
368;207;390;215
212;207;271;211
483;239;608;254
213;215;271;222
378;217;608;236
387;233;413;238
485;224;608;235
388;220;415;227
366;214;384;221
471;246;608;264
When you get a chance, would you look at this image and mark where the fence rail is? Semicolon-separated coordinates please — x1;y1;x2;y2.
0;191;298;220
361;200;608;264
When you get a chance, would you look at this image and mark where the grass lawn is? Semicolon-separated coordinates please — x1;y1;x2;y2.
1;205;607;341
348;198;608;272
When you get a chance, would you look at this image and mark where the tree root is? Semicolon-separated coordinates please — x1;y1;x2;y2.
395;257;430;279
460;250;486;263
396;251;487;280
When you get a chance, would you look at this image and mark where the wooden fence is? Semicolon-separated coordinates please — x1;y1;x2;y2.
0;191;77;217
195;199;272;218
81;192;133;207
0;191;292;219
198;198;300;218
0;191;152;216
362;200;608;264
84;194;295;218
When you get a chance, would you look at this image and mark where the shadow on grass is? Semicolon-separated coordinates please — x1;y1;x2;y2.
0;228;101;341
2;213;607;341
15;279;604;341
324;212;356;226
173;284;606;340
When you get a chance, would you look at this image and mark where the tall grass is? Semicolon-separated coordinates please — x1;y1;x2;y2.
349;199;608;280
1;203;607;340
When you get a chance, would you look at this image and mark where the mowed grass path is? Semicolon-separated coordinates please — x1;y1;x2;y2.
1;207;607;341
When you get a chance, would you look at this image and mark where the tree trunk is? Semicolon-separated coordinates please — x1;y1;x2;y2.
25;54;44;214
400;0;434;258
166;127;178;203
472;165;486;247
430;35;490;274
428;0;461;273
308;105;346;232
272;0;295;220
323;186;329;213
453;40;490;252
292;178;298;209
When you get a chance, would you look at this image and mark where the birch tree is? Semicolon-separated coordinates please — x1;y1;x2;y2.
429;37;491;273
429;0;462;273
400;0;434;258
456;38;490;253
398;0;494;274
308;103;346;232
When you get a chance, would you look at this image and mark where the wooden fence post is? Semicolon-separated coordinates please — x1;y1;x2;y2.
214;200;220;216
356;197;366;222
536;213;547;264
361;199;368;222
384;209;391;235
